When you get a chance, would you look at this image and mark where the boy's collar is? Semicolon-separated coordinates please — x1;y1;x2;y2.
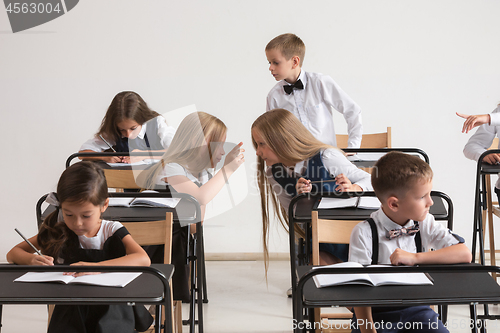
377;207;416;230
284;70;306;87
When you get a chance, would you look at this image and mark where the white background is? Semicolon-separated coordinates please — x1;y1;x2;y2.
1;0;500;260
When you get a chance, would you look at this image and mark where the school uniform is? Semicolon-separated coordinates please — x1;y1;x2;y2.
463;105;500;202
266;70;362;148
349;208;464;333
48;220;153;333
80;116;175;152
156;162;212;302
268;148;372;261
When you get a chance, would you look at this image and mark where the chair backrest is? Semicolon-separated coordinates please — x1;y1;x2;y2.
121;213;173;264
336;127;391;149
311;210;361;265
103;169;143;191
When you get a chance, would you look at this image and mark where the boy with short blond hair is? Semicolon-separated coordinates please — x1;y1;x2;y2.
265;33;362;148
349;152;472;333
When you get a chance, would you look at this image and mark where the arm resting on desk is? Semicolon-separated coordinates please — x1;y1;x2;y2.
7;236;54;266
78;150;123;163
390;243;472;266
70;234;151;275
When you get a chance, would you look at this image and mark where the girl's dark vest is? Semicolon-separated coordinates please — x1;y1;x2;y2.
271;151;338;197
114;117;163;152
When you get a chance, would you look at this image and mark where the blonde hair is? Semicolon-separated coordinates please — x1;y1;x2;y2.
372;151;433;201
251;109;332;274
144;112;227;188
265;33;305;67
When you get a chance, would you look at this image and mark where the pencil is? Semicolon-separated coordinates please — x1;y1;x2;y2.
15;228;42;255
310;179;337;184
99;135;116;152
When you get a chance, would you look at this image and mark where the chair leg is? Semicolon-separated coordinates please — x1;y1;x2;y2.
314;308;321;333
47;304;55;328
173;300;182;333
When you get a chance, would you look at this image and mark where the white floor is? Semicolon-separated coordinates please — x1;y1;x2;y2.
2;260;499;332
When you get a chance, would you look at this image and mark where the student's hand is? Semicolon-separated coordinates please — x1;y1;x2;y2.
30;255;54;266
456;112;491;133
390;248;418;266
296;177;312;194
223;142;245;173
335;174;363;192
104;156;123;163
66;261;101;277
483;153;500;165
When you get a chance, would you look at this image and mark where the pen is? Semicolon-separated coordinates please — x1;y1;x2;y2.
99;135;116;152
15;228;42;256
310;179;337;184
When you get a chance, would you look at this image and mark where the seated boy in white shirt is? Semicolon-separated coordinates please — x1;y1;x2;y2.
265;33;362;148
349;151;472;333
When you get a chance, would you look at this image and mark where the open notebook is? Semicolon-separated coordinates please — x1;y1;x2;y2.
14;271;142;288
317;196;381;210
312;262;433;288
108;190;180;208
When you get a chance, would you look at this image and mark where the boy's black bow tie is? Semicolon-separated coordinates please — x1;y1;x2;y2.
283;79;303;94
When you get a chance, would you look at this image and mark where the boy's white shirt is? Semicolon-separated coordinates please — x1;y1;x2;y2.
349;208;461;266
266;70;362;148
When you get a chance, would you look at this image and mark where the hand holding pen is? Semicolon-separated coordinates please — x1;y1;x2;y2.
14;228;53;266
99;135;127;163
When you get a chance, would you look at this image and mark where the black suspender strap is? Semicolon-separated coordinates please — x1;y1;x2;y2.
366;218;379;265
366;218;422;265
415;231;422;253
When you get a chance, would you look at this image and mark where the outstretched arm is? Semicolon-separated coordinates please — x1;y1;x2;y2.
165;143;245;205
457;112;490;134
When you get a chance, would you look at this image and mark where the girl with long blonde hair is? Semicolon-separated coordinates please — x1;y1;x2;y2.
251;109;372;274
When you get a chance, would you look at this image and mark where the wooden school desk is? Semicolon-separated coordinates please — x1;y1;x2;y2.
39;191;206;333
0;264;174;333
294;264;500;333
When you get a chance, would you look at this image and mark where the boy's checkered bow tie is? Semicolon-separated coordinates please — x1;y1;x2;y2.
387;222;420;239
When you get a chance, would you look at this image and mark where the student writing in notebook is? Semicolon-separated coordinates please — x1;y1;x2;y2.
144;111;244;301
265;33;362;148
79;91;175;163
349;152;472;333
458;105;500;203
252;108;371;275
7;161;152;333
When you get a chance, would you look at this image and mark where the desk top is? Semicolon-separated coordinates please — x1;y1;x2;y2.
293;194;448;221
297;265;500;307
0;264;174;305
479;162;500;174
42;199;199;226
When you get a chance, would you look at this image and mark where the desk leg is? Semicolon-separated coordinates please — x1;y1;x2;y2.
470;303;478;333
197;224;204;333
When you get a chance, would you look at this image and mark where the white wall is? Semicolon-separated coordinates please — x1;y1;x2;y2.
1;0;500;260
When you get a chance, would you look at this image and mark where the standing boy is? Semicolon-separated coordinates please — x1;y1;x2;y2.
349;152;472;333
265;33;363;148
